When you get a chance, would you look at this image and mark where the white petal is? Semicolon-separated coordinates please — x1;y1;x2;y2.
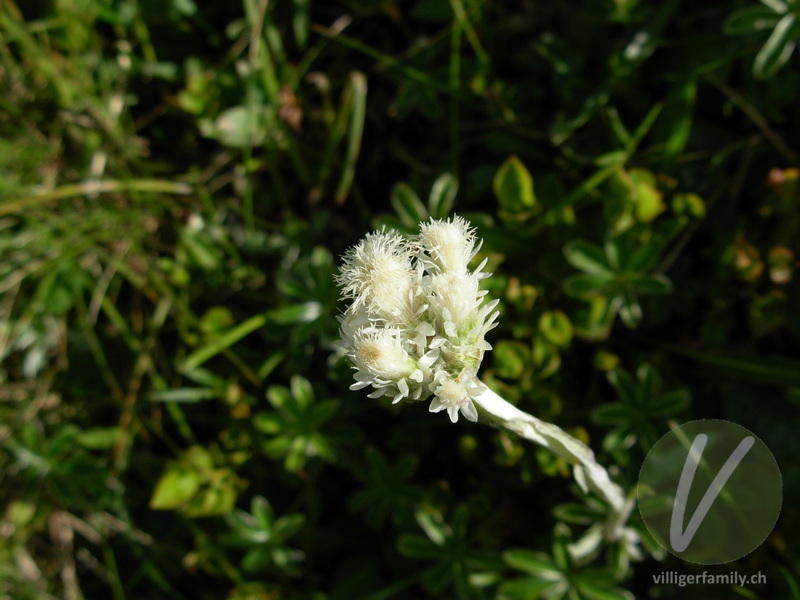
460;400;478;422
447;405;459;423
397;378;409;397
417;322;435;336
428;398;446;413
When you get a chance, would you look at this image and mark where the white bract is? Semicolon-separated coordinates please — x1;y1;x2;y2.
336;216;498;423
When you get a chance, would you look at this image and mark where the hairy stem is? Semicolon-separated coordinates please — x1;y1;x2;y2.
472;380;635;541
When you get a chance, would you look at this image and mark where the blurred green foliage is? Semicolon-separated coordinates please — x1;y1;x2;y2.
1;0;799;598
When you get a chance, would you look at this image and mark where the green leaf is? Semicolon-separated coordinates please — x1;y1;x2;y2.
625;237;667;271
183;473;239;517
760;0;788;12
618;291;642;328
266;385;292;410
150;388;219;403
150;467;201;510
290;375;314;409
563;274;615;298
391;182;428;226
503;549;560;577
630;169;664;222
724;6;781;35
564;241;611;275
250;496;274;529
672;192;706;218
628;274;673;295
493;156;536;213
179;313;267;372
753;13;797;78
657;80;697;160
576;582;633;600
428;173;458;218
209;105;266;148
539;311;574;348
591;403;628;425
274;514;305;539
269;302;322;325
253;411;282;434
661;346;800;387
500;577;561;598
334;72;367;205
291;0;310;48
415;510;449;545
649;389;691;416
494;340;530;379
397;534;440;559
552;503;601;525
607;370;637;404
74;427;119;449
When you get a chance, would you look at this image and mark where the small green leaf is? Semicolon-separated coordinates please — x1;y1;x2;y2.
607;370;637;404
414;510;449;546
563;274;615;297
494;340;530;379
209;105;266;148
628;274;673;295
266;385;292;410
290;375;314;409
397;534;440;559
539;311;574;348
630;169;664;222
502;549;560;577
74;427;119;449
291;0;310;48
493;156;536;213
253;411;282;434
274;514;305;539
179;313;267;372
619;291;642;328
150;388;219;403
150;467;201;510
269;302;322;325
391;182;428;225
428;173;458;218
649;389;691;416
552;503;601;525
500;577;561;598
724;6;781;35
576;581;634;600
753;13;797;78
564;241;611;275
591;403;628;425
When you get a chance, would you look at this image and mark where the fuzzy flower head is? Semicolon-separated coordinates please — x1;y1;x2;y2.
417;215;480;273
335;229;420;325
336;216;499;423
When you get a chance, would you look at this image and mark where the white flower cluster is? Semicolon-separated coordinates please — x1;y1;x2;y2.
336;216;500;423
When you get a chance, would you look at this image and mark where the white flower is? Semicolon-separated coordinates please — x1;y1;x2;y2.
337;216;497;422
335;229;420;325
428;370;485;423
417;215;480;274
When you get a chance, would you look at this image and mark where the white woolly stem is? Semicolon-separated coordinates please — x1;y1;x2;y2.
472;380;634;541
